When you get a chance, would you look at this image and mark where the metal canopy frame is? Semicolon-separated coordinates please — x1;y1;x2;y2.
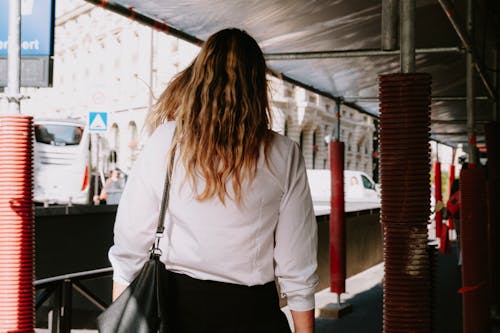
83;0;500;147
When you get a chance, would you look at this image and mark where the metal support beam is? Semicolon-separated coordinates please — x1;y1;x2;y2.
400;0;416;73
264;47;461;61
343;96;488;102
335;100;341;141
72;281;108;311
51;280;72;333
431;96;488;102
431;119;489;124
432;131;484;136
82;0;203;45
381;0;398;50
438;0;496;99
6;0;21;114
466;0;477;164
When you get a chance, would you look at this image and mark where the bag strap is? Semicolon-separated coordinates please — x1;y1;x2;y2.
152;128;177;253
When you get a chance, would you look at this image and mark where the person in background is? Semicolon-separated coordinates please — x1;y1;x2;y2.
108;28;318;333
99;169;126;205
441;161;468;263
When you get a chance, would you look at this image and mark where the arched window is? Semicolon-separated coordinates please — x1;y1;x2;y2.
109;123;120;167
312;129;317;169
128;121;139;162
128;121;138;143
110;123;120;152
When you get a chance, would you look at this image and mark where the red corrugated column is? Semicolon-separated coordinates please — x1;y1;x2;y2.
379;73;433;333
0;115;35;333
485;121;500;314
433;161;443;238
329;141;345;294
460;167;490;332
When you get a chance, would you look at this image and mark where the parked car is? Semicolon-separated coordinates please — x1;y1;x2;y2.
306;169;381;205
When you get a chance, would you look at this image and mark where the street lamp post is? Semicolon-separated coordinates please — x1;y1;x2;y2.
6;0;21;114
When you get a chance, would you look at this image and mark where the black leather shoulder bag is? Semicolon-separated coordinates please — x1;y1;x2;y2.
98;135;177;333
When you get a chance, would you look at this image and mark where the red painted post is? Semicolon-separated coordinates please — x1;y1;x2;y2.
448;164;455;197
434;162;443;238
329;141;345;294
460;168;490;333
485;121;500;314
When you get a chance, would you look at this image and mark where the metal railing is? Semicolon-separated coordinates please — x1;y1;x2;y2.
35;267;113;333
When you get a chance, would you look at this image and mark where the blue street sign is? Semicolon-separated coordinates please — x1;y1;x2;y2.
88;112;108;132
0;0;55;56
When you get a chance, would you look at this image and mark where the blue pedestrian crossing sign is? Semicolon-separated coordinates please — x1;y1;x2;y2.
88;112;108;132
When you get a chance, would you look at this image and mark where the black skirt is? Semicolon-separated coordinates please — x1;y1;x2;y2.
165;271;292;333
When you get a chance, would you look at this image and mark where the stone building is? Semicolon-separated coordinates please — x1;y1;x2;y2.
3;0;376;177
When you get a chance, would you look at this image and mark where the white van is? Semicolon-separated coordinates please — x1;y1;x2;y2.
306;169;381;205
33;119;92;205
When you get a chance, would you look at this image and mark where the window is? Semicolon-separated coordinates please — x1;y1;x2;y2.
35;124;83;146
361;175;375;190
128;121;139;161
111;123;120;152
128;121;138;142
312;130;317;169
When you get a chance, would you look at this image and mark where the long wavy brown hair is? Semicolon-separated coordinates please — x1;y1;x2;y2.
147;28;273;204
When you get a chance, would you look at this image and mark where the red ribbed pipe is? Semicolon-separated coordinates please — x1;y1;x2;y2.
485;121;500;312
329;141;345;294
460;168;490;332
379;73;433;333
433;162;442;238
0;115;34;333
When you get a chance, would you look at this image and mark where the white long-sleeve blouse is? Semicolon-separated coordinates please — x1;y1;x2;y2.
108;121;319;311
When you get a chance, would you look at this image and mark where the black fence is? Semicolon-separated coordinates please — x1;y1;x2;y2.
34;205;382;331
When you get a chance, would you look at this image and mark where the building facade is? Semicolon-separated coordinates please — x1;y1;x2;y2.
2;0;376;177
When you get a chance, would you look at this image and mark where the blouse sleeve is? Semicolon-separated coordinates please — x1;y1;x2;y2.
108;124;172;285
274;141;319;311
